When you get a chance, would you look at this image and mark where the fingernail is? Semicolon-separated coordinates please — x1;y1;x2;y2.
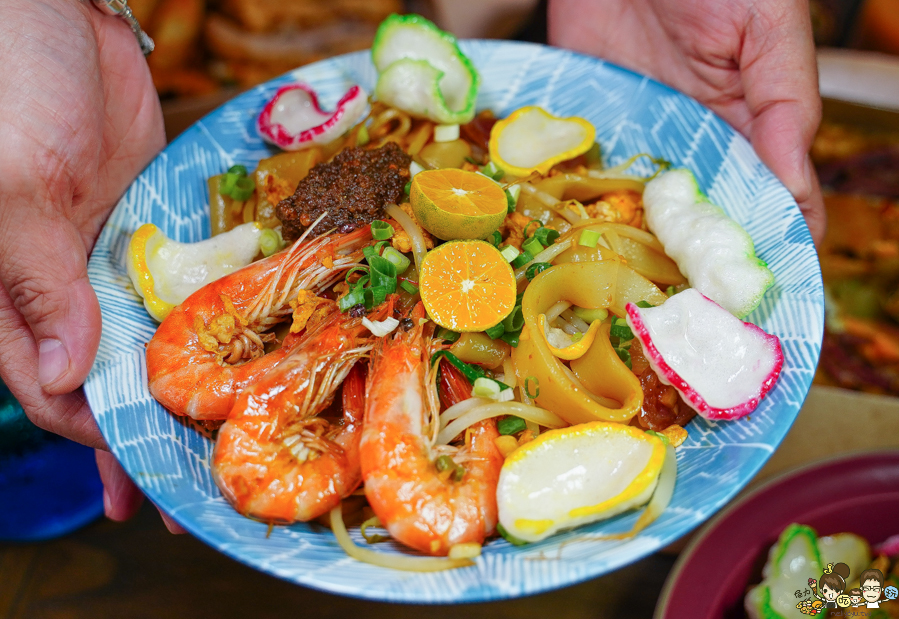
103;488;112;518
38;338;69;387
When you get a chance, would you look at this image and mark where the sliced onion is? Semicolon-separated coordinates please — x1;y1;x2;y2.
520;183;582;224
385;203;427;272
329;504;474;571
437;402;568;445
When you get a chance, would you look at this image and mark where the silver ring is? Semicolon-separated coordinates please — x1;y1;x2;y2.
91;0;155;56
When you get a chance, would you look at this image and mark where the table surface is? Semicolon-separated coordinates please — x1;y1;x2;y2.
0;503;676;619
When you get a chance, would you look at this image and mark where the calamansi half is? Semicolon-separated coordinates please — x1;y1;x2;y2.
496;422;666;543
410;168;507;241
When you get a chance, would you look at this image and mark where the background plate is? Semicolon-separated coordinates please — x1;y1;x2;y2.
85;40;823;603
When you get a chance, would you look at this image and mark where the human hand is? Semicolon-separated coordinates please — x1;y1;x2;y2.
548;0;825;244
0;0;172;527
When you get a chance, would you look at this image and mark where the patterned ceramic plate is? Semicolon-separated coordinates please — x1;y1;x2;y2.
85;41;823;603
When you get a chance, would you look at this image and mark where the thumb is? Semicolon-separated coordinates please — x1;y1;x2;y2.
0;206;102;394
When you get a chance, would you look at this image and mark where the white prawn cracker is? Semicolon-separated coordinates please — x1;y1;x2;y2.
642;169;774;317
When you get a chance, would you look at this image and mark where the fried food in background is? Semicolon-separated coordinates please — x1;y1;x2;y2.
813;115;899;394
132;0;400;97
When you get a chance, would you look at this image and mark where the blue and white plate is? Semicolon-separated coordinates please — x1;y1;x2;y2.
85;41;823;603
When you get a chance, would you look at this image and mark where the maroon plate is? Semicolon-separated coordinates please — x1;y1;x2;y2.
655;450;899;618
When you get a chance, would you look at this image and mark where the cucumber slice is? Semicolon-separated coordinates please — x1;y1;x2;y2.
372;14;479;123
746;524;823;619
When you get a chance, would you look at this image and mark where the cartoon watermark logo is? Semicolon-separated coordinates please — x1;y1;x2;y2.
794;563;897;615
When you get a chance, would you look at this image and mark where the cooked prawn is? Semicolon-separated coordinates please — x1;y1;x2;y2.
146;224;371;420
212;315;372;522
360;312;504;556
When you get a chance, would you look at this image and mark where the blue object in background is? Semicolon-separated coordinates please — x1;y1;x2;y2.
0;379;103;541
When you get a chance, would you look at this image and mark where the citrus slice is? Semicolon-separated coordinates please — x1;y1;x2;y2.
418;240;516;332
410;168;507;241
496;421;666;543
126;222;262;322
489;106;596;176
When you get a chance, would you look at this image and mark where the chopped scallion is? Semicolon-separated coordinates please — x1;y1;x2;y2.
636;300;654;308
259;228;283;257
505;184;521;213
435;327;460;343
510;250;533;269
525;376;540;399
579;229;601;248
502;306;524;332
484;322;505;339
500;331;520;347
615;347;632;369
487;230;502;247
610;318;634;341
500;245;520;263
435;455;455;472
522;236;544;256
533;227;560;246
473;377;502;399
356;123;370;147
482;161;504;180
399;280;418;295
382;246;411;273
371;220;395;240
497;415;527;436
227;164;248;176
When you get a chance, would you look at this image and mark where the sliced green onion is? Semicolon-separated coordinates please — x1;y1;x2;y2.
229;176;255;201
497;415;527;436
572;306;608;323
525;376;540;399
227;164;248;176
473;377;502;399
434;124;460;143
431;351;510;390
502;306;524;332
578;229;601;248
533;227;560;246
362;245;379;262
404;180;411;195
505;184;521;213
500;331;520;348
399;280;419;295
523;220;543;238
382;246;411;273
500;245;520;263
364;285;389;308
482;160;504;180
615;347;632;369
497;523;529;546
510;250;533;269
259;228;283;257
435;327;460;343
666;285;676;297
368;255;398;293
484;322;505;339
339;289;366;312
410;161;425;177
452;465;466;482
487;230;502;247
636;300;654;308
219;172;239;196
610;317;633;341
371;220;395;240
356;123;370;147
522;236;544;256
525;262;551;281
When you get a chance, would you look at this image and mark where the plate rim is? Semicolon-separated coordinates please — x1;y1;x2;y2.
85;38;824;603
